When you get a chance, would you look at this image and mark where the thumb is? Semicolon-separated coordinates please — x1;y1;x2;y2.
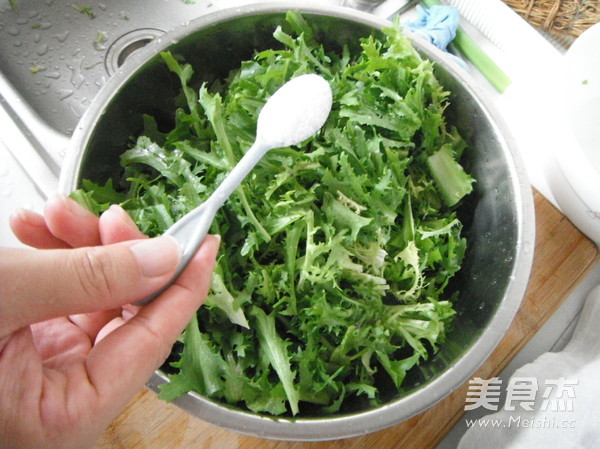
0;236;181;336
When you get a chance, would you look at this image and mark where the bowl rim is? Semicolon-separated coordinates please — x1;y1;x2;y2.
60;1;536;441
557;22;600;213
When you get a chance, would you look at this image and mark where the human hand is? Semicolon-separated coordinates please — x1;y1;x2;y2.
0;195;219;449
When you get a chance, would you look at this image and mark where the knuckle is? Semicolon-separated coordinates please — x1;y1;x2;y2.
70;247;117;302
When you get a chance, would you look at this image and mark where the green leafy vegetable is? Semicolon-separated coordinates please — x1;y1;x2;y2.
71;4;95;19
74;11;474;416
427;144;474;207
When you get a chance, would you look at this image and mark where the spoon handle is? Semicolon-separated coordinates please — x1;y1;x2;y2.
135;201;217;305
209;139;270;209
136;139;270;305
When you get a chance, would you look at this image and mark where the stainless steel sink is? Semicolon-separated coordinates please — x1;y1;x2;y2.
0;0;226;136
0;0;247;195
0;0;408;196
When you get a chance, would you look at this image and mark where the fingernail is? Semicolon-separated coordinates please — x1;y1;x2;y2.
49;194;91;218
65;196;95;217
106;203;125;215
121;305;139;321
103;204;129;222
130;235;182;277
10;208;42;226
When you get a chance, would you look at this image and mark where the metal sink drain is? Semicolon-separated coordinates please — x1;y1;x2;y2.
105;28;164;75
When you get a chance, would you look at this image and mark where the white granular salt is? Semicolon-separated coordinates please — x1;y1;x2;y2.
257;74;333;148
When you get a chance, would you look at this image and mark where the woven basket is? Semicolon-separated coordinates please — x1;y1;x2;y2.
502;0;600;39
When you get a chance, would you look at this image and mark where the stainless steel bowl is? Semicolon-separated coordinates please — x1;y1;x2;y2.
60;2;535;441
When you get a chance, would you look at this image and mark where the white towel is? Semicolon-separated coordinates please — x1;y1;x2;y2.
458;284;600;448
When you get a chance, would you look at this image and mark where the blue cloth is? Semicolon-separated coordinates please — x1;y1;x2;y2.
404;5;467;69
405;5;459;50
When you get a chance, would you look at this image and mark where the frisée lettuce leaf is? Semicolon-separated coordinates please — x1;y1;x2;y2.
73;11;474;416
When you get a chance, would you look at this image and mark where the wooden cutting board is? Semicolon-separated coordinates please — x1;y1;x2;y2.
96;190;599;449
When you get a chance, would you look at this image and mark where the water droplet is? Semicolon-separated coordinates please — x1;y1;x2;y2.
16;18;28;25
7;25;19;36
67;57;85;88
57;88;74;100
98;3;107;10
36;43;48;56
33;31;41;43
44;71;61;79
28;10;40;19
68;99;85;118
12;39;23;47
39;22;52;30
55;30;69;42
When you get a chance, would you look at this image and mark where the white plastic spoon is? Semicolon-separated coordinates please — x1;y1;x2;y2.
138;74;333;304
